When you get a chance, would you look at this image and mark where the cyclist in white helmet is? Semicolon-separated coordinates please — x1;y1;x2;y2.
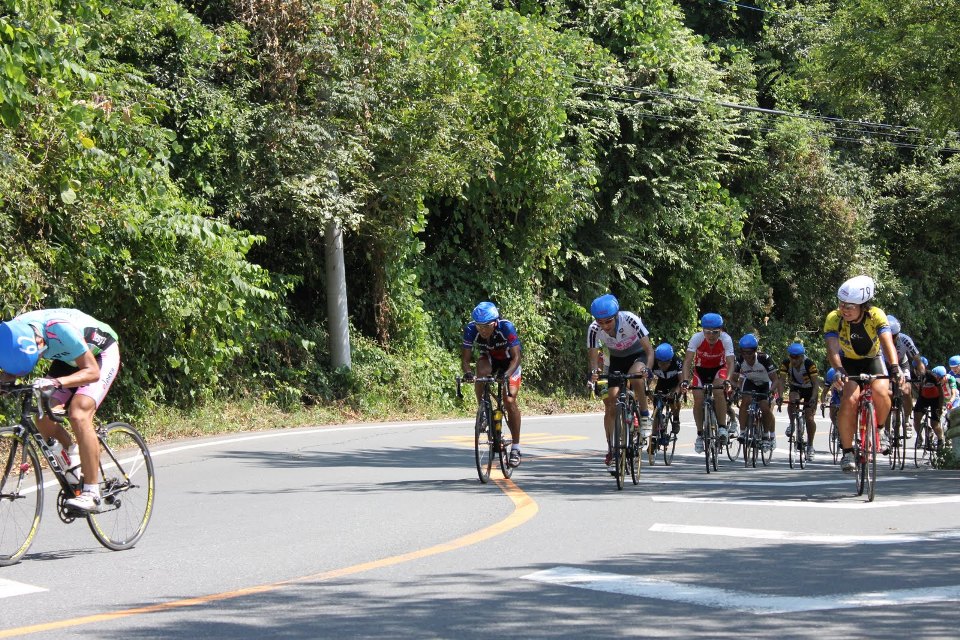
823;275;900;473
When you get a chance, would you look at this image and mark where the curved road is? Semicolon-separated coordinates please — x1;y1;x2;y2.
2;410;960;638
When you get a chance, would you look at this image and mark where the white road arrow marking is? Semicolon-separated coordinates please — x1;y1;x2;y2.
0;578;47;599
522;566;960;614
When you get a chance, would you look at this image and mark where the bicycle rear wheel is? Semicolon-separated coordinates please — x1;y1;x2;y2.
497;430;514;480
629;408;642;485
474;403;493;483
797;429;806;470
0;429;43;566
914;425;928;468
87;423;155;550
663;432;677;466
726;409;740;461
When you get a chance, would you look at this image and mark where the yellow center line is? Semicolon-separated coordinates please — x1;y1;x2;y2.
0;474;538;638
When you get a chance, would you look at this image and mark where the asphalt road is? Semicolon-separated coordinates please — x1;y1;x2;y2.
2;408;959;639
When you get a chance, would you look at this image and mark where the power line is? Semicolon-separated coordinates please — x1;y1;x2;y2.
709;0;831;26
573;76;960;152
577;87;960;153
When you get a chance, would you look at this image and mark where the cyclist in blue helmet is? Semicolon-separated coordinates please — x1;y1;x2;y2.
462;302;524;467
884;315;924;438
949;355;960;381
680;313;736;454
587;294;655;466
914;365;957;446
1;309;120;513
819;366;843;429
777;342;821;460
730;333;778;450
650;342;683;457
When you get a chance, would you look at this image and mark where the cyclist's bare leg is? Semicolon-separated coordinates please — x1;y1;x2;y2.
473;357;492;404
692;389;705;434
713;387;728;426
804;400;817;442
68;393;100;485
504;378;521;443
603;387;619;450
738;396;749;431
34;414;74;450
872;378;892;428
628;361;649;413
838;380;861;449
761;399;775;432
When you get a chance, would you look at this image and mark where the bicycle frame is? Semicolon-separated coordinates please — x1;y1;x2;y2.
848;374;887;502
457;375;514;483
596;372;645;489
739;390;770;468
689;383;724;473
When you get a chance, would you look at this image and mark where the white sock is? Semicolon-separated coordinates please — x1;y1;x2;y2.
82;484;100;497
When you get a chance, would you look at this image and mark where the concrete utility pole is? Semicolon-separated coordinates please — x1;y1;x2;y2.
325;219;351;369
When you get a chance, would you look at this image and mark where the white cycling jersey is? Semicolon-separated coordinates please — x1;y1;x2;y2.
586;311;649;357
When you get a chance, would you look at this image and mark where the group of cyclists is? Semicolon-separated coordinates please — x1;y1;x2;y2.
461;274;960;475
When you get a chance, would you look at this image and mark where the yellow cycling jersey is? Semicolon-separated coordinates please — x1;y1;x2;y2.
823;306;890;359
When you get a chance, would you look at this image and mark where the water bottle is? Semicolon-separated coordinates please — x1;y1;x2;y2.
493;409;503;432
46;439;65;471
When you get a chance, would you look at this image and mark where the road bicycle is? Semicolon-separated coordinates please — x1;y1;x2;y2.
886;380;908;470
593;372;646;490
821;401;841;464
688;382;729;474
784;397;807;470
724;387;741;461
0;384;155;566
847;374;888;502
457;375;516;484
913;404;941;468
648;391;678;466
738;390;771;468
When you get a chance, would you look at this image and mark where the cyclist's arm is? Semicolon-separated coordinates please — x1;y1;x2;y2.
824;335;844;374
879;331;900;377
504;345;521;378
680;350;694;385
587;347;601;382
56;349;100;389
639;335;654;371
460;347;474;376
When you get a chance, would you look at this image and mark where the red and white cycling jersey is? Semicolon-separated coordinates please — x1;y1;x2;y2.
686;331;735;369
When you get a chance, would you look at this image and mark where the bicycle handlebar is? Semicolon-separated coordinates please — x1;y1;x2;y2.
455;375;512;399
0;384;66;423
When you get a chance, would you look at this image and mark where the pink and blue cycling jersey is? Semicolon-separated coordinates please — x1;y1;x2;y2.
17;308;118;366
462;319;521;363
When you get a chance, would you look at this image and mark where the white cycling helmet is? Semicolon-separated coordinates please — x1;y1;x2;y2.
837;275;875;305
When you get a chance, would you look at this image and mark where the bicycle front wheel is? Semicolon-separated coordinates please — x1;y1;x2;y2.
663;433;677;466
474;403;493;483
889;407;900;470
0;429;43;566
864;410;877;502
913;425;926;468
87;423;156;551
797;429;806;470
614;409;627;490
829;420;839;462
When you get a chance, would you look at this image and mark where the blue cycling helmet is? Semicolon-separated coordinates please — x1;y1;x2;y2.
886;315;901;335
933;366;947;378
590;294;619;320
654;343;674;361
471;302;499;324
0;320;40;377
950;355;960;367
738;334;758;349
921;356;929;366
788;342;806;356
825;367;836;384
700;313;723;329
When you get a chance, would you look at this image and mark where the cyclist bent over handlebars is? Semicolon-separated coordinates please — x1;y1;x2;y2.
462;302;523;467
